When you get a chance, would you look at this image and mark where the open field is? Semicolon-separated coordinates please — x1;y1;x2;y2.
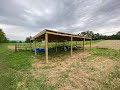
86;40;120;50
0;40;120;90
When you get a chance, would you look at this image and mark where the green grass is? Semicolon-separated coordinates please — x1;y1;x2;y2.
88;48;120;61
0;44;54;90
84;48;120;90
1;40;120;90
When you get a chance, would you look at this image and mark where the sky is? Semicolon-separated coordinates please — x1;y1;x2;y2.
0;0;120;40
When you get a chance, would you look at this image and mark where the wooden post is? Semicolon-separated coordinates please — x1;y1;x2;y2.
30;40;32;50
34;39;37;56
63;41;65;46
90;39;92;49
56;41;57;52
83;38;85;52
71;36;73;56
15;44;17;52
76;41;77;46
45;33;48;63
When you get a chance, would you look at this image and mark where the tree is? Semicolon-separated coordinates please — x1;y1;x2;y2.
79;31;94;38
25;37;31;43
116;31;120;35
0;28;9;43
78;30;120;40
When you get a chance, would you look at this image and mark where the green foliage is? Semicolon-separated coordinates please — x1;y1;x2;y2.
0;44;33;70
0;44;55;90
0;41;119;90
0;28;9;43
21;74;55;90
79;31;120;40
25;37;30;43
0;70;21;90
79;31;94;38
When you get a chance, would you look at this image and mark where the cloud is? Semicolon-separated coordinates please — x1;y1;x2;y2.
0;0;120;40
1;24;37;40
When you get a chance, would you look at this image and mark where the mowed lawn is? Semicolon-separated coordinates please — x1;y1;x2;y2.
0;40;120;90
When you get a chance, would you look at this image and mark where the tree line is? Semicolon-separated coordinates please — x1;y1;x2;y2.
0;28;9;43
79;31;120;40
0;28;120;43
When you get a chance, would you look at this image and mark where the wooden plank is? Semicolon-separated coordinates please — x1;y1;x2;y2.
15;44;17;52
90;39;92;49
30;37;32;50
71;36;73;56
76;41;77;45
45;33;48;63
32;29;46;40
46;31;71;37
56;42;57;52
33;29;91;41
35;40;37;56
46;31;85;39
83;38;85;52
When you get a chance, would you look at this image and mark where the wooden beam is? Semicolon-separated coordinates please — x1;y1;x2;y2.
46;31;85;39
56;41;57;52
83;38;85;52
47;31;71;37
71;36;73;56
33;29;46;40
76;41;77;46
30;36;32;50
45;33;48;63
30;40;32;50
15;44;17;52
90;39;92;49
34;39;37;56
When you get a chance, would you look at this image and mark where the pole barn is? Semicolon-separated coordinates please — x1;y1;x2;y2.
32;28;92;63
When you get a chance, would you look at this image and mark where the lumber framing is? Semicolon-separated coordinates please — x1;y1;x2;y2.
90;39;92;49
83;38;85;52
34;39;37;56
55;42;57;52
71;36;73;56
32;28;92;63
45;33;48;63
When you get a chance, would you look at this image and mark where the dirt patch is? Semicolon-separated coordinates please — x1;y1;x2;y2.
86;40;120;50
32;61;42;67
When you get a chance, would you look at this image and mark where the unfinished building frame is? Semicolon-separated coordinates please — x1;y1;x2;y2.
32;28;92;63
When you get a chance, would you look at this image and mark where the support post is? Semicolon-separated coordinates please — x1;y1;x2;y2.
56;41;57;52
90;39;92;49
15;44;17;52
83;38;85;52
71;36;73;56
76;41;77;46
30;40;32;50
45;33;48;63
34;39;37;56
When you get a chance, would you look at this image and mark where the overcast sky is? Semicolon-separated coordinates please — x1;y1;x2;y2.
0;0;120;40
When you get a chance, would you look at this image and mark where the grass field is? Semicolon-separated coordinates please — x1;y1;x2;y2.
0;40;120;90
